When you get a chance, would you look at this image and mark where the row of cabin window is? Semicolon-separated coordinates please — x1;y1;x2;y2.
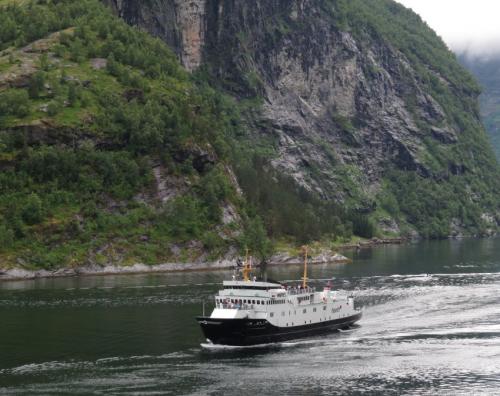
269;306;337;317
217;298;271;305
217;298;286;305
218;298;263;305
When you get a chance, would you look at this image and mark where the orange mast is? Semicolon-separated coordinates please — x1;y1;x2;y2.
302;245;308;288
243;248;250;281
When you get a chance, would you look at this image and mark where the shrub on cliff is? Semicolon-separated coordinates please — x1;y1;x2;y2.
0;90;30;119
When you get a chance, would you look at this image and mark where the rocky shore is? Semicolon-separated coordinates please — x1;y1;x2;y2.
0;237;410;281
0;250;352;282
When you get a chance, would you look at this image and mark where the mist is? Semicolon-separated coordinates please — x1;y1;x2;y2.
396;0;500;60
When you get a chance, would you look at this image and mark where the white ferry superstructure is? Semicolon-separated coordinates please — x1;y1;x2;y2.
196;250;362;346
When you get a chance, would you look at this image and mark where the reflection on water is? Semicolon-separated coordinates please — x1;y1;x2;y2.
1;238;500;395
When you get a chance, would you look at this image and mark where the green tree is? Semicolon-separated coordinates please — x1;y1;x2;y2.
0;223;14;250
47;100;61;116
28;72;45;99
160;196;206;241
39;53;49;71
0;90;30;118
67;83;78;106
22;193;44;225
240;217;274;260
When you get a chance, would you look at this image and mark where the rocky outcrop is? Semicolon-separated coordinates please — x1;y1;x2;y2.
269;251;350;266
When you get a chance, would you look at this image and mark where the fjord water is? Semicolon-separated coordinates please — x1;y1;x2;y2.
1;239;500;395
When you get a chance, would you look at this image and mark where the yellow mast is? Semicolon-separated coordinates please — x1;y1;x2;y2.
302;245;308;288
243;248;250;281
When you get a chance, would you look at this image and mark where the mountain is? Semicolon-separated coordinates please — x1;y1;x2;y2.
458;54;500;160
0;0;499;270
106;0;500;238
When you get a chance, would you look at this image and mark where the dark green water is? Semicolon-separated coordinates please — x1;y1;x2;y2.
1;238;500;395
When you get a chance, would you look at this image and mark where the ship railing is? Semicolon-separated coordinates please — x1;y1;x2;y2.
286;287;314;296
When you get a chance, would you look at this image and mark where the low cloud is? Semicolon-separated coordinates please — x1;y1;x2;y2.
396;0;500;59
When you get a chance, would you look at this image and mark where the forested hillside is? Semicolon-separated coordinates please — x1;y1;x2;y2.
1;0;499;271
0;0;258;268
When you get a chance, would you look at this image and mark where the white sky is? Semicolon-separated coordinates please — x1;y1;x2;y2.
395;0;500;58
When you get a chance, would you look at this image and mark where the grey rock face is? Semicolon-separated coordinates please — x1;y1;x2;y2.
103;0;457;200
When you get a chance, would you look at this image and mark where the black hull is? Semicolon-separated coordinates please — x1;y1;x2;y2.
196;312;362;346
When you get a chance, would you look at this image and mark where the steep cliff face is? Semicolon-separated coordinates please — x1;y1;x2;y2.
105;0;500;237
104;0;206;71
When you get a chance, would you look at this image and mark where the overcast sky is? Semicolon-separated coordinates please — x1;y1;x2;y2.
395;0;500;58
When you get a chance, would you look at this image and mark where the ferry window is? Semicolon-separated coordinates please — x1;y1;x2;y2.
313;308;317;312
270;312;274;317
303;309;307;313
323;306;326;311
252;300;256;304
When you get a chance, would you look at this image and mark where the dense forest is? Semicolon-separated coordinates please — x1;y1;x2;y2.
0;0;242;267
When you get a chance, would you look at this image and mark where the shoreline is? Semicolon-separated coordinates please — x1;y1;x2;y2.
0;237;407;282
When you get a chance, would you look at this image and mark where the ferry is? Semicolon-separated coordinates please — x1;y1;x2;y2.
196;247;362;346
